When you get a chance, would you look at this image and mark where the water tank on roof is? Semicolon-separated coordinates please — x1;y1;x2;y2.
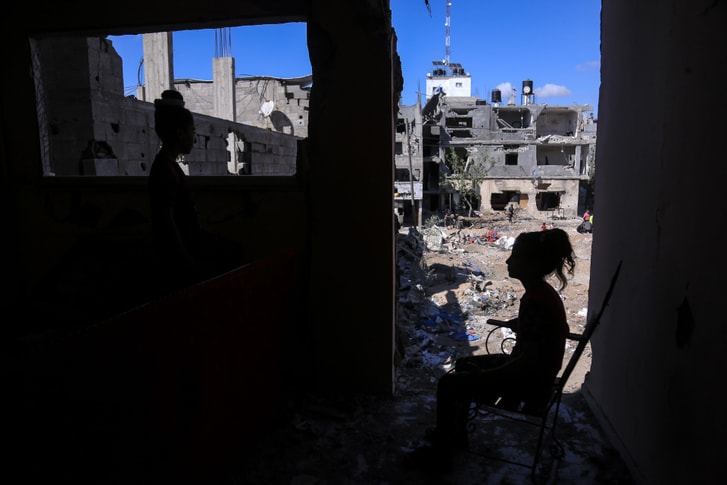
491;89;502;103
522;79;533;95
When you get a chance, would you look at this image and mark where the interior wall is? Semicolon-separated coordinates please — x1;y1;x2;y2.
1;0;396;395
584;1;726;483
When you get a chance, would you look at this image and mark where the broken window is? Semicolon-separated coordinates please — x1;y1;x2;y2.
505;153;518;165
494;108;532;131
445;117;472;128
395;168;411;181
489;193;508;210
536;192;562;211
231;134;252;175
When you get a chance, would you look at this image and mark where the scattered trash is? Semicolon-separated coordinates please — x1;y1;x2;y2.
464;261;485;276
449;330;481;341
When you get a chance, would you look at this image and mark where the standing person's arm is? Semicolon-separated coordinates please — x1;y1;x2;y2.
159;205;197;270
150;162;198;272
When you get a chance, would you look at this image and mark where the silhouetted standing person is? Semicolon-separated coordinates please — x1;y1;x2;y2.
149;90;201;291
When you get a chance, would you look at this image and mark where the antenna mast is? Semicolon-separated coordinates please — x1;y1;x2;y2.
445;1;451;65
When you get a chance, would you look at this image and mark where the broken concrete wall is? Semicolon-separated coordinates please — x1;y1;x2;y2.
479;178;580;216
178;76;311;138
33;36;299;177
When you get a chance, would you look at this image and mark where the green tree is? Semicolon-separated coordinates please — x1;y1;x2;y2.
442;147;494;217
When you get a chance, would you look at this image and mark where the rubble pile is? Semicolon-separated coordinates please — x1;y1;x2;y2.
395;216;594;389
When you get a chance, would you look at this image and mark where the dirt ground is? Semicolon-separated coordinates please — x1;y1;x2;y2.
397;213;594;393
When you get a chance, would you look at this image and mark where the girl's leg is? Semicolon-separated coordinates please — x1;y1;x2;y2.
455;354;508;373
435;371;498;447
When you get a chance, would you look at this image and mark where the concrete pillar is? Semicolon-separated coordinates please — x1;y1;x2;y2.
307;1;396;394
213;57;236;121
142;32;173;102
213;56;236;174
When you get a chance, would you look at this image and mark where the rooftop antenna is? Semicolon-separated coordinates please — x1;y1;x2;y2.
445;1;451;66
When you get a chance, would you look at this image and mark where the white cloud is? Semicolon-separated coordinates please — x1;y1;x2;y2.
535;83;572;98
495;82;516;102
496;82;514;94
492;81;574;102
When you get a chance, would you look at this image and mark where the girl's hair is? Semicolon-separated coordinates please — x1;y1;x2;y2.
514;228;576;290
153;90;193;143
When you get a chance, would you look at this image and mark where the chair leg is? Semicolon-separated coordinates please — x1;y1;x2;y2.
530;417;549;481
531;395;566;481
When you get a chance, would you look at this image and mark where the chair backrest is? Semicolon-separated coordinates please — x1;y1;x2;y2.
554;260;623;394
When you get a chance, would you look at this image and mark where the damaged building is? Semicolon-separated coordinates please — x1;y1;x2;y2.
135;32;311;155
395;61;596;222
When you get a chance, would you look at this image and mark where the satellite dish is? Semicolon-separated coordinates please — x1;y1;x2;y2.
260;100;275;117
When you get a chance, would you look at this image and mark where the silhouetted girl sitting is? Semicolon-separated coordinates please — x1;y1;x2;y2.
407;228;576;472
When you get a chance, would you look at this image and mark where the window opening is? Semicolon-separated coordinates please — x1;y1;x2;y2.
31;23;310;177
536;192;562;211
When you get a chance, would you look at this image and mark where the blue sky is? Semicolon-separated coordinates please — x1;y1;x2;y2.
110;0;601;115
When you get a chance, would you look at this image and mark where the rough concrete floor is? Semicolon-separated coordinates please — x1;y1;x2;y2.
229;221;635;485
229;360;635;485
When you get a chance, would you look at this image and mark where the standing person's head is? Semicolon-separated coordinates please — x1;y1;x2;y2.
506;228;576;290
154;90;195;155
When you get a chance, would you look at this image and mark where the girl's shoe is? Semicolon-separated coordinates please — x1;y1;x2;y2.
404;444;453;473
424;426;469;450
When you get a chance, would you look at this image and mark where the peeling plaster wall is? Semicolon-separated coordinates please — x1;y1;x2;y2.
584;1;727;483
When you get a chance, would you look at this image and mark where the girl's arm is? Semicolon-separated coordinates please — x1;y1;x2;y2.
487;318;519;330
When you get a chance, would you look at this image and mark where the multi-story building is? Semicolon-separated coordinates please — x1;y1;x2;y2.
396;61;596;222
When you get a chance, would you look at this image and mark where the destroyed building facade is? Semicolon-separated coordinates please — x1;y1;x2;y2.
396;61;596;222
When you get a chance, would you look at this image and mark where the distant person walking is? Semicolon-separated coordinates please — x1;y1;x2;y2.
578;211;593;234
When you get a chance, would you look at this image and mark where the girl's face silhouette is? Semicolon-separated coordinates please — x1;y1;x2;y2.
178;122;196;155
506;241;536;282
